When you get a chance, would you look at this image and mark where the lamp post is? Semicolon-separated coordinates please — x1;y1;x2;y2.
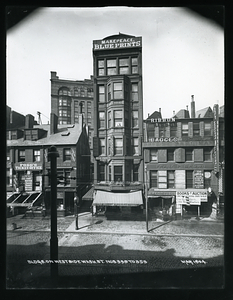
48;145;59;286
144;164;149;232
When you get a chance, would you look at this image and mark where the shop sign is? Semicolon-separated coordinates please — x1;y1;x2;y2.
93;37;142;50
194;170;204;189
176;190;207;205
15;163;42;170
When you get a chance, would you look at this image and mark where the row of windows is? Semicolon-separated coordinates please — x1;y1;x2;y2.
99;110;138;128
150;170;211;189
97;57;138;76
147;121;212;139
58;88;93;98
150;148;212;162
17;148;73;162
98;164;139;182
98;137;139;156
98;82;138;102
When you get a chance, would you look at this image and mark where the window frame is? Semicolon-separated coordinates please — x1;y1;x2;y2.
63;148;71;161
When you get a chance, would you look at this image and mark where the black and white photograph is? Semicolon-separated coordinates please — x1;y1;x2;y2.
6;6;225;289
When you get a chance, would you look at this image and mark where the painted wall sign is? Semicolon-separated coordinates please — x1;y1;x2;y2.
150;118;176;123
194;170;204;189
148;137;181;142
93;37;142;50
15;163;43;170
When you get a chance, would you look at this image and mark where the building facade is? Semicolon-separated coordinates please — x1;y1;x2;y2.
7;112;91;216
50;71;94;179
91;33;144;213
143;98;224;219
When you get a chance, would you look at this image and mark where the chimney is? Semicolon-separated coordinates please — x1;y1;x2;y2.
50;113;58;134
191;94;195;118
173;110;175;116
186;105;188;111
25;114;34;129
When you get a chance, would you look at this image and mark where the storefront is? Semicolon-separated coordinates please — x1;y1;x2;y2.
147;188;209;219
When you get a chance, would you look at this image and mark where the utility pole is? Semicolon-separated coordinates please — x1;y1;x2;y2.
48;145;59;286
144;163;149;232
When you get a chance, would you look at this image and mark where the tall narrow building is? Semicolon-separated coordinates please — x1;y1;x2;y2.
92;33;144;214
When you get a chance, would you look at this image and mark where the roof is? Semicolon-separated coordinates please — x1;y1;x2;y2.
195;107;213;118
146;111;162;120
174;109;190;119
103;32;136;40
7;123;83;147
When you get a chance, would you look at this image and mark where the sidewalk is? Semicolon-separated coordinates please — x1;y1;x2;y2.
66;212;224;237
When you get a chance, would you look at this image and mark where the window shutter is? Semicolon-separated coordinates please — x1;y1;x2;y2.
194;148;203;162
188;122;193;138
158;149;167;162
175;148;185;162
177;122;182;138
200;121;204;137
175;170;186;189
144;149;150;163
25;149;33;162
155;126;159;138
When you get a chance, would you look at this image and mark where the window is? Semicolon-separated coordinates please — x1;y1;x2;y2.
132;111;138;127
170;124;177;137
109;165;112;182
167;148;175;161
114;138;123;155
113;82;123;99
150;171;158;188
98;60;105;76
18;150;25;162
99;163;105;181
132;137;139;155
167;171;175;188
98;85;105;102
108;84;111;101
114;110;123;127
150;149;158;161
147;124;155;141
131;57;138;74
107;59;117;75
159;127;165;138
99;138;105;155
131;83;138;101
87;88;93;97
65;171;71;186
63;148;71;161
204;147;212;161
119;58;129;74
114;166;123;181
204;171;212;188
182;123;189;136
193;122;200;136
108;111;112;128
185;148;193;161
186;170;193;188
34;150;40;162
133;164;139;181
99;112;105;128
204;122;211;136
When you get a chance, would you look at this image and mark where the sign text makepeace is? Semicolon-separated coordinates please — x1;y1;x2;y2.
93;37;142;50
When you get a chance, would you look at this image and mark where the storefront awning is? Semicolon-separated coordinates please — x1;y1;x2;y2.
82;187;95;201
93;190;143;206
148;188;176;198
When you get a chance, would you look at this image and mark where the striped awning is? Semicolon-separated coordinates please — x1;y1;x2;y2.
93;190;143;206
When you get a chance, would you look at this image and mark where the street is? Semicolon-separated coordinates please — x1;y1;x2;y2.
6;224;224;289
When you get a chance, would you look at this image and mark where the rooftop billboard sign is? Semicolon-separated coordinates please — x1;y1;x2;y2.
93;37;142;51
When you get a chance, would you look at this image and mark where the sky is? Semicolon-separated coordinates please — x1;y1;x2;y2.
6;6;224;122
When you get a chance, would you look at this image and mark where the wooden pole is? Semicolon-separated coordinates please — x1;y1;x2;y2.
48;146;59;286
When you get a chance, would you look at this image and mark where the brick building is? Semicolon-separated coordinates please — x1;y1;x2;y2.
7;112;91;216
143;97;224;219
90;33;144;214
